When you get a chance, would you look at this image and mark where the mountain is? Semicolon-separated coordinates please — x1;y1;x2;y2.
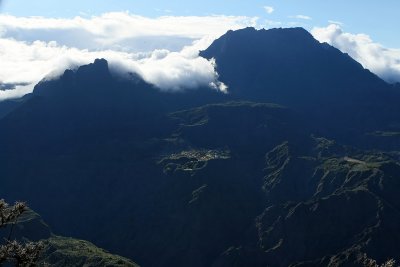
201;27;387;101
213;141;400;267
201;27;400;149
0;27;399;266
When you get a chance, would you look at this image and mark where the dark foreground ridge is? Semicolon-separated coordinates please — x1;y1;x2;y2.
0;27;400;266
0;208;139;266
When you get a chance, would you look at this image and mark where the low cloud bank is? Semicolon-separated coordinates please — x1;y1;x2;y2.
0;37;227;100
312;24;400;84
0;13;258;100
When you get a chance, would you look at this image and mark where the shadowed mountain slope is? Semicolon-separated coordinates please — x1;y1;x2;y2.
0;27;399;266
201;27;400;149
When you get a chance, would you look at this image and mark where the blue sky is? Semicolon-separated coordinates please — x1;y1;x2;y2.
2;0;400;47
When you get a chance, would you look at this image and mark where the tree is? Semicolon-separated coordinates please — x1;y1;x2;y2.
0;199;44;266
363;255;397;267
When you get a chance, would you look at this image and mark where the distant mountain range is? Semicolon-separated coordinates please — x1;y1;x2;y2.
0;27;399;267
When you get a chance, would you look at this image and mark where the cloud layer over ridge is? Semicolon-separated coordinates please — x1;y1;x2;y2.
0;12;258;100
312;24;400;84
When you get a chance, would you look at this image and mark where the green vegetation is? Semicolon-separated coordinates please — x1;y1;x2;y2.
1;199;140;267
39;236;139;267
159;149;230;174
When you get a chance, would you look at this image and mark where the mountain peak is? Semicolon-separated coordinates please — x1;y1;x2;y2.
201;27;319;55
227;26;311;35
33;59;113;98
200;26;387;102
76;58;111;81
94;58;108;66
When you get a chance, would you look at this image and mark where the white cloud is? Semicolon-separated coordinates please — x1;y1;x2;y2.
0;12;259;100
0;12;258;52
328;20;344;26
290;15;312;20
263;6;274;14
312;24;400;83
0;35;228;100
0;84;32;100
